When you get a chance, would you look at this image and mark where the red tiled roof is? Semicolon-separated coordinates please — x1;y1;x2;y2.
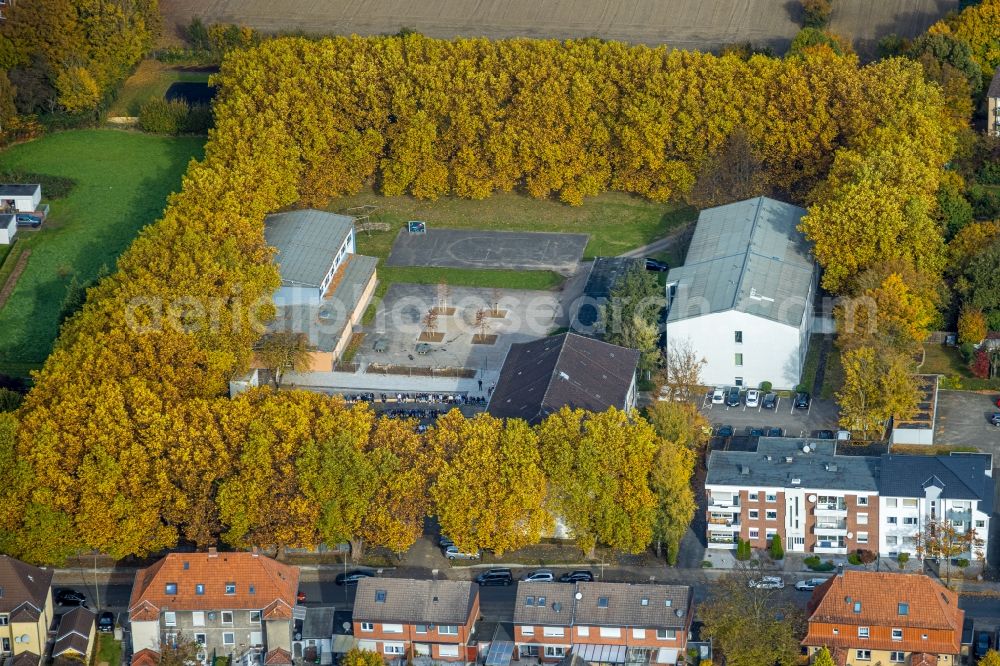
128;550;299;621
265;648;293;666
131;649;160;666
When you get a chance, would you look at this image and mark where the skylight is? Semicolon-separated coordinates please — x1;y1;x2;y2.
598;597;609;608
898;603;909;616
375;590;387;603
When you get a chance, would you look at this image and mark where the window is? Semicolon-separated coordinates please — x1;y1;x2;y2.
890;652;905;663
165;633;177;647
632;629;646;639
832;628;839;635
415;625;428;634
886;536;898;545
577;627;589;637
749;529;759;539
854;602;862;614
544;647;566;658
599;627;622;638
439;645;460;658
735;353;743;367
891;628;903;641
735;331;743;343
902;499;918;508
766;494;777;503
0;614;7;627
194;634;206;646
375;590;387;603
164;612;177;627
749;493;759;501
383;645;404;656
537;597;546;607
249;611;261;623
165;583;178;595
360;623;374;632
195;584;204;595
192;612;205;627
598;597;609;608
898;603;909;616
858;513;868;525
857;496;868;506
225;582;236;595
543;627;564;637
976;520;986;528
222;633;235;646
520;646;539;658
903;517;918;525
383;624;404;634
856;650;871;661
735;377;743;387
886;498;898;508
766;510;777;520
656;629;676;640
439;626;459;636
857;532;868;544
525;596;535;606
521;625;534;636
749;510;759;519
221;611;234;625
858;627;869;638
887;516;898;525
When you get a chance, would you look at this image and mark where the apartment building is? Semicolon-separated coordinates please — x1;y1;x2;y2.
0;555;55;665
513;582;692;665
705;439;879;554
352;578;479;663
803;571;963;666
128;549;300;666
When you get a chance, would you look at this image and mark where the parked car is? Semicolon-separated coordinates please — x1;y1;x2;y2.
55;589;87;606
794;578;826;591
476;569;513;586
716;425;734;438
438;535;455;548
748;576;784;590
711;387;725;405
444;545;480;560
97;611;115;633
335;570;375;586
762;393;778;409
794;392;811;409
745;389;760;408
975;630;991;658
522;569;555;582
726;386;741;407
814;430;835;440
645;258;669;272
991;413;1000;427
747;427;766;437
559;570;595;583
766;427;784;437
15;214;41;228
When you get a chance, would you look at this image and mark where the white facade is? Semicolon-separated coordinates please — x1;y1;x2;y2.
666;307;811;390
0;215;15;245
276;230;355;307
877;493;990;561
130;620;160;653
0;187;41;213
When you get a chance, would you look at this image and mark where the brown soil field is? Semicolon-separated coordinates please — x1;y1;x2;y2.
159;0;958;57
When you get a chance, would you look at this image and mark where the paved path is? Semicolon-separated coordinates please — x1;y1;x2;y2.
617;223;692;260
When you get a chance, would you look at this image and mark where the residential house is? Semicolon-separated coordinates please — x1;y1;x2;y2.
263;209;378;369
0;555;55;662
352;577;479;663
0;214;15;245
0;184;41;214
705;439;879;554
293;606;336;664
128;549;300;666
665;196;817;390
513;582;692;665
803;571;963;666
706;440;995;559
988;66;1000;136
52;606;96;661
487;332;640;426
877;454;993;562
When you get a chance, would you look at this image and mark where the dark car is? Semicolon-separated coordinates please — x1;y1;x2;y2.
15;214;41;228
716;425;734;438
747;427;766;437
98;611;115;633
335;570;375;586
766;427;784;437
762;393;778;409
975;630;991;658
991;413;1000;427
645;258;669;272
560;570;595;583
475;569;513;586
793;392;811;409
55;589;86;606
726;386;741;407
814;430;835;440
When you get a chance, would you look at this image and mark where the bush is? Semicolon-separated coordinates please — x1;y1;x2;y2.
970;349;990;378
848;552;862;565
759;381;772;393
968;185;1000;219
957;558;971;568
0;387;21;412
0;170;76;199
701;560;713;568
804;556;836;572
800;0;832;28
735;539;752;561
138;98;190;134
769;534;784;560
183;103;213;134
979;161;1000;185
959;341;976;363
897;552;909;569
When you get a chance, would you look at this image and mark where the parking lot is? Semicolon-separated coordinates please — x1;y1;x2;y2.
935;389;1000;451
700;389;840;439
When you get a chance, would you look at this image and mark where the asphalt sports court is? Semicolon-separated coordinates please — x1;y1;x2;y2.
386;229;589;274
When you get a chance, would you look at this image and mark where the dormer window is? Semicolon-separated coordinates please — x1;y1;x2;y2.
225;583;236;595
195;584;205;595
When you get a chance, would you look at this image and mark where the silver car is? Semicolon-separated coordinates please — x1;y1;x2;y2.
745;389;760;408
522;569;554;582
794;578;827;591
748;576;784;589
444;545;480;560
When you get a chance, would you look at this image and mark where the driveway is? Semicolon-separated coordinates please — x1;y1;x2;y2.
700;392;840;438
935;389;1000;451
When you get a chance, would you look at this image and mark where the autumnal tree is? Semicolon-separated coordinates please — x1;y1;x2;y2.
978;651;1000;666
837;346;918;438
55;66;99;113
430;412;550;555
835;271;937;356
948;220;1000;274
645;400;710;451
422;308;439;334
970;349;990;378
936;174;973;239
649;432;696;564
158;635;202;666
915;518;985;582
789;28;851;57
687;130;767;209
958;306;987;345
926;0;1000;72
538;407;658;557
340;649;385;666
800;0;832;28
256;332;313;387
812;647;837;666
661;338;705;403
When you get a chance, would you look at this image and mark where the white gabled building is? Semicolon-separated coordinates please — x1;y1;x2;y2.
665;197;817;390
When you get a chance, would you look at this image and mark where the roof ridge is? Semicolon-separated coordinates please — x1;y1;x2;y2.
731;196;765;310
538;333;571;421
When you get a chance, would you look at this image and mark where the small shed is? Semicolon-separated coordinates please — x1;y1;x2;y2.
0;184;41;213
0;213;15;245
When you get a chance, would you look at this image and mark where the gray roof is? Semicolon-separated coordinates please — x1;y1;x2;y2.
265;210;355;288
53;606;95;657
989;66;1000;99
514;582;690;629
303;606;336;639
666;197;814;327
487;333;639;425
879;454;994;511
0;184;40;198
353;578;477;626
0;555;53;616
706;439;879;492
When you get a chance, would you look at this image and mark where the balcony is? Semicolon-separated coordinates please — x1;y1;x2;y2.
708;514;740;527
708;534;736;547
709;496;740;511
813;502;847;517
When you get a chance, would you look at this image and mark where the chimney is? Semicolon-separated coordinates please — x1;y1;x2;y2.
208;547;218;558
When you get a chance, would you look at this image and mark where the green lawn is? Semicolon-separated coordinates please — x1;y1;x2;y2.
109;59;213;117
923;343;1000;390
95;632;122;666
0;129;205;375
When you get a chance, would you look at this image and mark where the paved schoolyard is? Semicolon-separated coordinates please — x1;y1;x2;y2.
935;389;1000;451
386;229;589;274
700;392;840;438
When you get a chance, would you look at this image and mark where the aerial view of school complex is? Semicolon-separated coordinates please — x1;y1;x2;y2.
1;1;1000;666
